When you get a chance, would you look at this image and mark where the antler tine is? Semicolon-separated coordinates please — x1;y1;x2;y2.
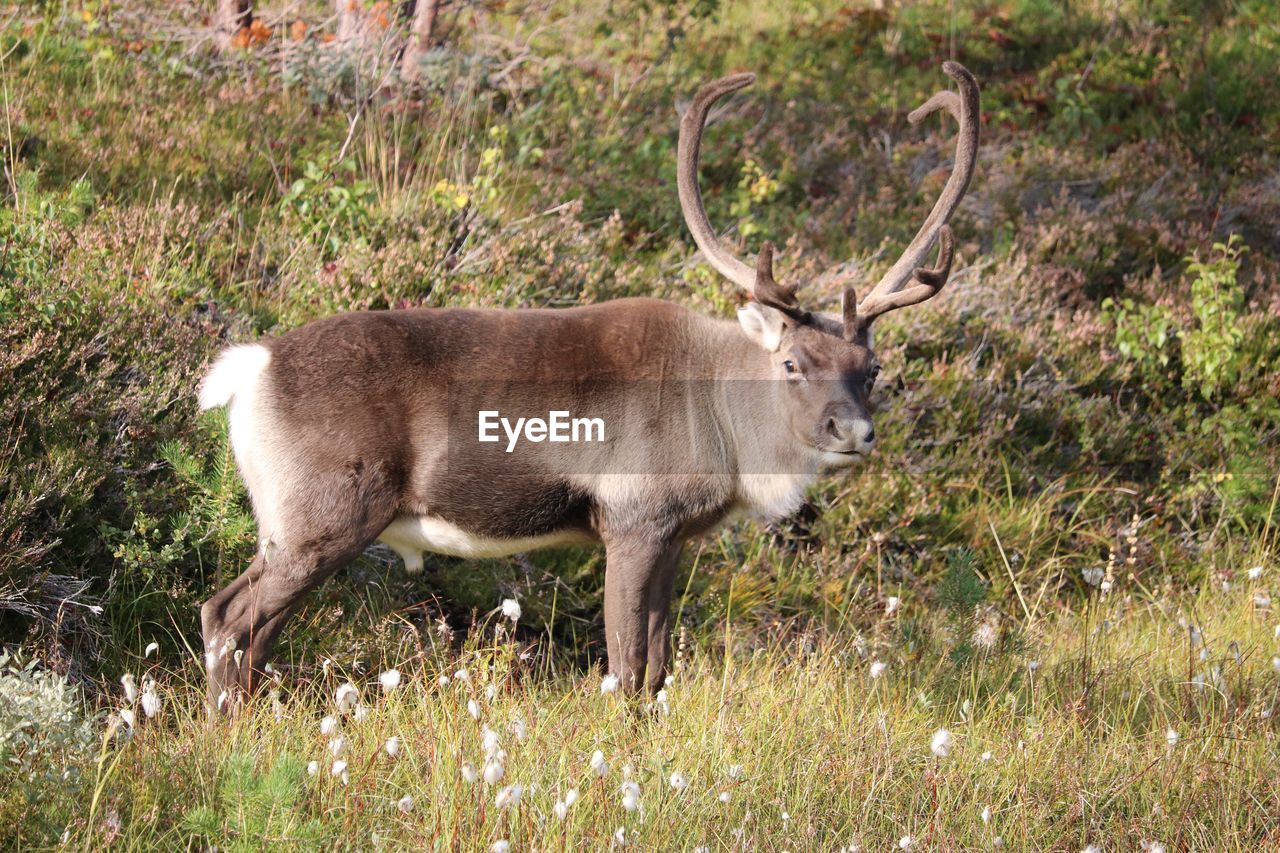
677;73;759;293
854;226;955;329
857;61;979;318
753;242;807;320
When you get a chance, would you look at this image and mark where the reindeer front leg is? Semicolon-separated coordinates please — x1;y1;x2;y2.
601;530;682;694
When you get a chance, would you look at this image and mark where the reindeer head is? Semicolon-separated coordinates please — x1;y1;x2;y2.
677;62;980;465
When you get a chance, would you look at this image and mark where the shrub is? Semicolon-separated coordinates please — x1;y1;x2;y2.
0;651;96;791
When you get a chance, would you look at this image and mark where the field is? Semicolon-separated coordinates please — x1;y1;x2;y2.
2;0;1279;849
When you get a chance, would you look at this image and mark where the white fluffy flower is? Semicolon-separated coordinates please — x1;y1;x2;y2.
494;784;522;809
869;661;887;679
1165;728;1179;747
144;641;159;658
669;771;688;791
329;736;346;757
140;681;161;719
590;750;607;777
726;764;744;780
454;668;470;682
981;806;991;824
320;715;339;736
397;794;413;813
565;788;579;807
885;596;900;615
1248;565;1264;580
600;674;620;695
353;704;371;722
554;800;570;820
467;698;481;720
491;841;509;853
1255;592;1271;608
718;791;731;803
121;673;138;704
899;836;913;850
306;760;319;776
438;675;451;687
331;759;348;777
385;736;401;758
501;598;522;621
930;728;954;758
483;758;505;786
335;682;359;714
379;669;401;692
461;762;479;783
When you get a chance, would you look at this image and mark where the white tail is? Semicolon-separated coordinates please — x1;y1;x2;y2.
198;345;271;411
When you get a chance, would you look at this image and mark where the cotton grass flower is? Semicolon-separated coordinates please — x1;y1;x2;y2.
930;728;954;758
121;673;138;704
869;661;887;679
454;668;470;682
590;750;607;777
899;836;913;850
307;761;319;776
491;841;510;853
461;762;479;783
1255;592;1272;608
620;779;641;812
1272;656;1280;674
329;737;346;757
885;596;900;616
1165;728;1179;747
467;698;481;720
379;669;401;692
726;764;744;780
144;641;159;658
501;598;522;621
320;715;339;736
495;784;522;809
353;704;371;722
438;675;451;687
140;681;161;719
483;758;505;785
119;708;136;729
600;674;620;694
669;771;688;791
1248;565;1264;580
397;794;413;813
335;682;359;714
331;759;348;777
482;725;501;756
981;806;991;824
718;791;731;803
385;736;401;758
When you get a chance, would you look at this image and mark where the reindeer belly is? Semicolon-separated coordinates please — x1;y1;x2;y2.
378;515;595;571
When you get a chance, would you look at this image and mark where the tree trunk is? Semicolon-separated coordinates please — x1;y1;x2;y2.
333;0;362;43
399;0;441;83
215;0;253;50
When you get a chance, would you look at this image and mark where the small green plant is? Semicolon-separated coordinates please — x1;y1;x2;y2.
1103;235;1248;400
182;752;323;850
0;651;95;792
1181;235;1246;398
281;159;377;259
729;156;780;239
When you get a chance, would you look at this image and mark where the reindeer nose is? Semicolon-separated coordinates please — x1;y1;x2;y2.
825;416;874;453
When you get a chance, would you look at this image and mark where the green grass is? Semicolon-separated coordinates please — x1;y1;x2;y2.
2;0;1279;847
28;572;1280;850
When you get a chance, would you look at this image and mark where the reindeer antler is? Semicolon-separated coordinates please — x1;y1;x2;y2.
851;62;979;336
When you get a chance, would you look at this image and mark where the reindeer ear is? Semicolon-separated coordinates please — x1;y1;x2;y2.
737;302;787;352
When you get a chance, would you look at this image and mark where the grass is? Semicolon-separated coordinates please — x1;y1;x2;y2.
2;0;1279;847
29;569;1280;850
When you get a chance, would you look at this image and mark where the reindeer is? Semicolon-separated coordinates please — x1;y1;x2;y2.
196;61;979;712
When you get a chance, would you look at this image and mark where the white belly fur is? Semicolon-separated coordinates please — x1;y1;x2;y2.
378;515;593;572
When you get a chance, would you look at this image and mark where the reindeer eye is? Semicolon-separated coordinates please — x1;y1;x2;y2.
783;359;798;375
